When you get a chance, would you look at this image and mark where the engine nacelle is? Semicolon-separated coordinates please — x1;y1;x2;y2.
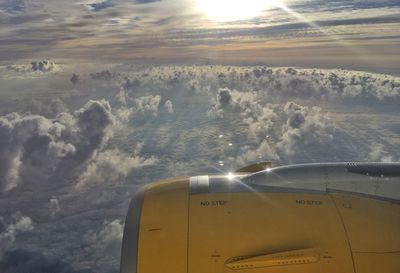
121;162;400;273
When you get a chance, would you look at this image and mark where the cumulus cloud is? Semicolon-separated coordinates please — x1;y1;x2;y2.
83;219;123;253
49;198;60;217
112;91;164;126
132;65;400;103
0;100;113;191
76;148;157;189
208;88;235;118
7;60;60;74
164;100;174;114
276;102;334;156
368;144;396;162
217;88;232;106
132;95;161;118
209;87;336;163
237;140;279;165
0;215;33;253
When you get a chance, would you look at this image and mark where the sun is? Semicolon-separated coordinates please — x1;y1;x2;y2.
197;0;285;22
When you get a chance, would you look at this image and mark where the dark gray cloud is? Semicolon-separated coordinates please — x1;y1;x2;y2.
0;0;26;14
0;215;33;253
90;70;118;81
290;0;400;12
0;249;91;273
135;0;160;4
87;0;114;11
70;73;80;85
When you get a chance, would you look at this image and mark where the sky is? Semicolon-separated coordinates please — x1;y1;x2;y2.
0;0;400;72
0;1;399;273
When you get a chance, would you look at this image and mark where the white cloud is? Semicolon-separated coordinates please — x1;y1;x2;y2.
208;88;336;163
7;60;60;74
164;100;174;114
83;219;123;253
276;102;334;156
368;144;395;162
0;214;34;253
76;148;157;189
0;100;113;191
49;198;61;217
132;95;161;118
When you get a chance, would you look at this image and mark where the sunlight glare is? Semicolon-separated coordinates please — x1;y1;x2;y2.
197;0;285;22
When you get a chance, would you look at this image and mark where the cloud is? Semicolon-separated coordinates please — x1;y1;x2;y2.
0;64;399;273
217;88;233;106
7;60;60;74
76;148;157;189
208;87;336;163
0;215;33;253
208;88;236;118
164;100;174;114
135;0;161;4
112;91;163;125
49;198;60;217
237;140;279;165
70;74;80;85
83;219;123;253
131;95;161;122
0;0;26;14
0;249;90;273
368;144;396;162
86;0;114;11
0;100;113;192
26;98;68;118
276;102;334;156
90;70;117;81
128;66;400;105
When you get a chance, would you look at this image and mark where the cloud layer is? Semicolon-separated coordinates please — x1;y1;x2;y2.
0;0;399;72
0;64;399;273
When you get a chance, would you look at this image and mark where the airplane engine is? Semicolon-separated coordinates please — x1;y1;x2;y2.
121;162;400;273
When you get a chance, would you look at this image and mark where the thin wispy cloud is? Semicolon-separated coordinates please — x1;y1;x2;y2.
0;0;398;72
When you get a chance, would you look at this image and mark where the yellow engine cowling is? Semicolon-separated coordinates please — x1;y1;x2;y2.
120;163;400;273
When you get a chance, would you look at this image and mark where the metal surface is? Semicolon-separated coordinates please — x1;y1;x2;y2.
190;175;210;194
121;162;400;273
120;185;147;273
188;163;400;201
